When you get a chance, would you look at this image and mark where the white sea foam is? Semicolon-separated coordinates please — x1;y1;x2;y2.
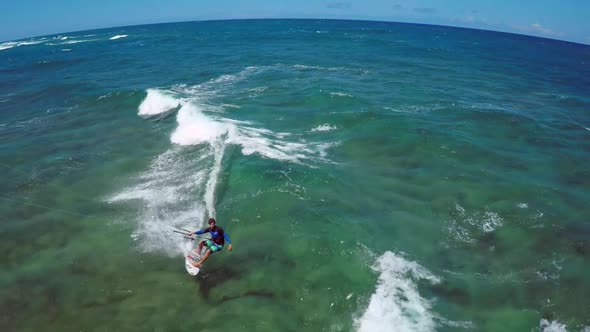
170;104;227;145
141;67;329;163
293;64;343;71
117;67;337;255
479;211;503;233
62;39;91;44
447;219;476;244
164;89;332;163
540;319;567;332
311;124;338;132
208;66;261;85
138;89;181;116
110;35;128;40
517;203;528;208
109;148;210;256
436;317;474;329
355;251;440;332
294;64;321;70
330;92;353;98
459;205;503;233
205;139;226;216
447;204;504;245
0;39;44;51
220;103;241;109
45;39;99;46
97;93;110;100
535;254;564;281
249;86;267;93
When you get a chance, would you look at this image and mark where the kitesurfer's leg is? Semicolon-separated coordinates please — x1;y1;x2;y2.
193;249;211;267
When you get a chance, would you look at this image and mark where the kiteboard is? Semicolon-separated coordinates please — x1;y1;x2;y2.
185;248;202;276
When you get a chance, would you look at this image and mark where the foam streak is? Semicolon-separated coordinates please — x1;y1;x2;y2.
205;139;226;217
356;251;440;332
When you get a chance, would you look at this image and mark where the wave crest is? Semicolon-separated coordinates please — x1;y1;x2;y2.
138;89;181;116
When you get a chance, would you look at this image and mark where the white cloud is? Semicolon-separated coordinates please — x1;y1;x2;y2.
451;15;488;26
513;23;563;37
531;23;558;35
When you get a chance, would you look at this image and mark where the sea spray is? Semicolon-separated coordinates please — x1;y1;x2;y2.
109;147;209;256
138;89;181;116
355;251;440;332
114;69;336;255
540;319;567;332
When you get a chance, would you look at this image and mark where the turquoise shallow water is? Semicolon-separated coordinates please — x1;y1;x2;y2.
1;19;590;331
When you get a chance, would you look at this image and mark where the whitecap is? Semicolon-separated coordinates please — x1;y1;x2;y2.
110;35;128;40
64;39;94;44
170;104;228;146
142;70;334;164
0;39;44;51
311;124;338;132
45;39;99;46
293;64;343;71
138;89;181;116
540;319;567;332
355;251;440;332
330;92;353;98
0;43;15;51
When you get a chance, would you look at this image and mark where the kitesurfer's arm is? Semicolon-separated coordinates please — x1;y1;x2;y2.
224;232;233;251
191;228;209;236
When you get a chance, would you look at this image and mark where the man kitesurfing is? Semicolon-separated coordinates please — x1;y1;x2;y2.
188;218;232;267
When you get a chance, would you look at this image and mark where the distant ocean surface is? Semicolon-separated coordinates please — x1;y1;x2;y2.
1;19;589;331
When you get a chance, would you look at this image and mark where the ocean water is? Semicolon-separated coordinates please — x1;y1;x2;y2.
1;19;590;331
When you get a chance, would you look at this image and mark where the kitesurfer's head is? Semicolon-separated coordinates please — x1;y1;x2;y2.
208;218;216;230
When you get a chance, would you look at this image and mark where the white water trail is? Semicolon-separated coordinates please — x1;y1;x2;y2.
355;251;440;332
108;147;209;256
112;67;336;256
205;138;226;217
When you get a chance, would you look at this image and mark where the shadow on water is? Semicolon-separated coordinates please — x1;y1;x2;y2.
431;282;472;306
562;221;590;258
194;241;295;305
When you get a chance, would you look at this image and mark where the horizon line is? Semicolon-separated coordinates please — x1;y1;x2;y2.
2;17;589;47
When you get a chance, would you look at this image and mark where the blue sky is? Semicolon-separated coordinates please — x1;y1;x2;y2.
1;0;589;44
